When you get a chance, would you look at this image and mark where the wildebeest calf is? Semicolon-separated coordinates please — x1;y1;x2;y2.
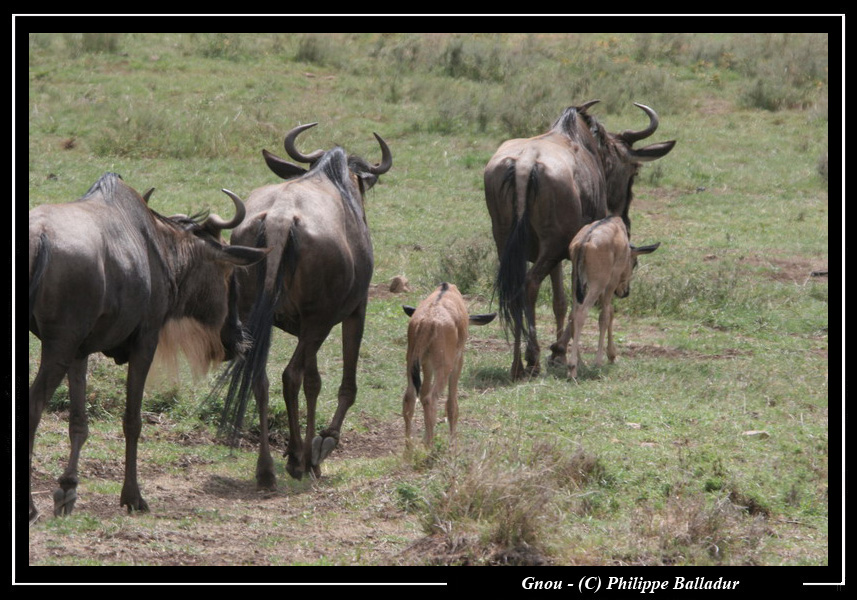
557;216;659;379
401;283;495;449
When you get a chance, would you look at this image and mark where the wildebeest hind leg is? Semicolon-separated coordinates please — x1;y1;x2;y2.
252;371;277;490
314;311;365;474
547;264;570;366
54;357;89;517
302;353;325;479
282;329;328;480
29;349;71;523
119;349;152;513
510;320;526;380
523;260;554;375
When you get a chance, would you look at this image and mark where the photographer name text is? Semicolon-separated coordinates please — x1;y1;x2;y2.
522;576;740;593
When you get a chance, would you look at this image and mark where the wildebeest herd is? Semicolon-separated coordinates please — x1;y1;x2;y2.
27;101;674;524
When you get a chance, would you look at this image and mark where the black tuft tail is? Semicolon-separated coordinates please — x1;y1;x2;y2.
494;163;538;340
214;220;299;443
410;359;422;394
29;233;51;322
573;249;587;306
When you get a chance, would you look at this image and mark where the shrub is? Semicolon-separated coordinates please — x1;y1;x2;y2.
417;440;606;560
429;236;496;296
61;33;121;56
817;149;829;182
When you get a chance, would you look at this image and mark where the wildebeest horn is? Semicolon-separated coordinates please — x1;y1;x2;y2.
368;133;393;175
204;189;247;232
284;122;325;164
621;103;660;145
577;99;601;112
142;188;155;204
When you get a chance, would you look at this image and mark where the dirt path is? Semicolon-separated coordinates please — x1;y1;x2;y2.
25;413;424;573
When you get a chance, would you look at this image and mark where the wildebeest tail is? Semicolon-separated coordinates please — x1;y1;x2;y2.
573;245;587;305
495;162;537;338
410;358;422;394
215;219;299;443
28;233;51;321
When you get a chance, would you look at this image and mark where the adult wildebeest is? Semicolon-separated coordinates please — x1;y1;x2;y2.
28;173;267;524
218;122;392;486
485;100;675;379
556;216;660;379
401;283;496;450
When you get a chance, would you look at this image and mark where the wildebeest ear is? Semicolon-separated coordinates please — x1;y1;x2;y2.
219;245;270;266
631;242;661;255
262;149;307;180
630;140;676;162
358;172;380;193
469;312;497;326
402;305;416;317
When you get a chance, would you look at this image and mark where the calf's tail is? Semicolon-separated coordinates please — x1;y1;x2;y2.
573;247;587;306
410;359;422;394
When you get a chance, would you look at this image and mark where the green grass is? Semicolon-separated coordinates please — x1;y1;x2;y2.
23;32;832;569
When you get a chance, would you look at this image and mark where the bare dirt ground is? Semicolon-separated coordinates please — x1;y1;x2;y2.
24;411;550;577
24;411;425;574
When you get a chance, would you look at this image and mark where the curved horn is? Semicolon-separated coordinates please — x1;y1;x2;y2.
204;189;247;232
368;132;393;175
621;103;660;145
283;122;325;164
577;99;601;112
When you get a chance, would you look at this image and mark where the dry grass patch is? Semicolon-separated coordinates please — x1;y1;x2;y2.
398;440;606;565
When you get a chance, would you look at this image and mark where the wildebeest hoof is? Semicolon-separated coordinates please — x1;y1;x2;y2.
510;360;531;380
524;363;541;378
548;349;567;367
256;472;277;491
285;459;305;480
125;500;150;514
121;493;150;514
311;435;338;467
52;488;77;517
256;455;277;489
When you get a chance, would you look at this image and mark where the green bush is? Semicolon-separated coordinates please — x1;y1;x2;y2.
429;236;496;295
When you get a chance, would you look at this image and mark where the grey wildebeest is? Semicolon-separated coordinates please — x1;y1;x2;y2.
28;173;267;523
484;100;675;379
218;122;392;485
401;283;496;450
557;216;660;379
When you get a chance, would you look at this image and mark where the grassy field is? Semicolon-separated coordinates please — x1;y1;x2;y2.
21;31;834;581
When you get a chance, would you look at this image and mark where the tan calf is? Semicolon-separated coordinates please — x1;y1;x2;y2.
402;283;496;449
558;217;659;379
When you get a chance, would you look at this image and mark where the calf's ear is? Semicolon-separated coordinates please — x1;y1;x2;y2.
631;242;660;256
469;312;497;326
